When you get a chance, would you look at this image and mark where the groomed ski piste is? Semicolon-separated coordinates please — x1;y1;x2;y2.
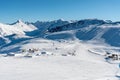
0;38;120;80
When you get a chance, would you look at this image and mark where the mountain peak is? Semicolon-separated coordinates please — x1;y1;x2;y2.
53;19;65;23
57;19;64;21
16;19;24;23
10;19;24;25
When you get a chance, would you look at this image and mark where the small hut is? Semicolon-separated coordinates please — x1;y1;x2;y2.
106;52;120;61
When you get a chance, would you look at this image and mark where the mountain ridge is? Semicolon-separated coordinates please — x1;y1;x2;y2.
0;19;120;53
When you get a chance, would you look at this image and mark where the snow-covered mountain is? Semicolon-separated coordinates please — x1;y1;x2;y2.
0;19;120;80
0;19;37;36
0;19;73;53
0;19;120;53
0;20;37;46
47;19;120;47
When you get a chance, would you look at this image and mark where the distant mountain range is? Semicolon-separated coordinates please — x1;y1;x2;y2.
0;19;120;53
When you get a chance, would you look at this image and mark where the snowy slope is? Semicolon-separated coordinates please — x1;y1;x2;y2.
0;19;120;80
1;19;120;53
0;23;24;36
0;38;119;80
0;19;74;50
0;56;118;80
47;19;120;47
0;20;37;47
0;20;37;36
12;20;37;32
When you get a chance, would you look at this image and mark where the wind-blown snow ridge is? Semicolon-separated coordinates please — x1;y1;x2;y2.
0;23;25;36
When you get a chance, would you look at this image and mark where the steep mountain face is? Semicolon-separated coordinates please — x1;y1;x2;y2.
11;20;37;32
101;27;120;46
47;19;120;47
25;19;73;37
48;19;106;32
0;19;73;51
32;19;71;29
0;23;24;36
0;19;120;54
0;20;37;37
0;20;37;47
75;25;120;47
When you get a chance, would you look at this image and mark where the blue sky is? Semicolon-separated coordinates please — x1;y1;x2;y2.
0;0;120;23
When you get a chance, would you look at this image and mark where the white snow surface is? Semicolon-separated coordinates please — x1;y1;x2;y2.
0;19;120;80
0;56;118;80
0;23;25;36
0;39;119;80
0;20;37;36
